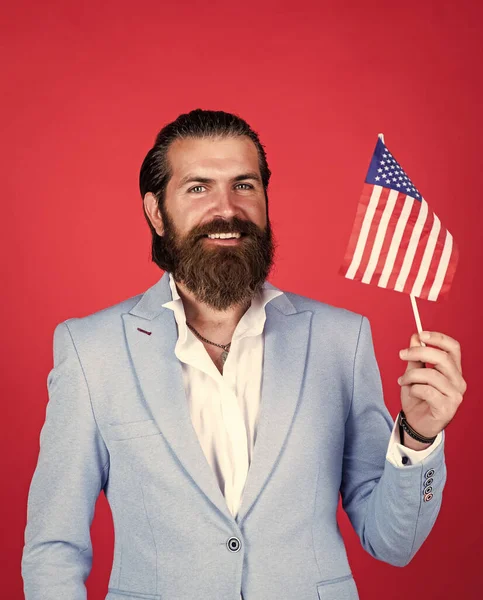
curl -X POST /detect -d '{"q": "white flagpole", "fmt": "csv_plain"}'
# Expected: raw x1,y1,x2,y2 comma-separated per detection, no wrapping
410,294,426,347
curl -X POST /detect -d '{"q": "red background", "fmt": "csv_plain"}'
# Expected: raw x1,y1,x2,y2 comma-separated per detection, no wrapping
2,1,482,598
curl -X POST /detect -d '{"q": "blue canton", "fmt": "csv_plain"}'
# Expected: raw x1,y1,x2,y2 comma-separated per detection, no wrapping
365,138,422,202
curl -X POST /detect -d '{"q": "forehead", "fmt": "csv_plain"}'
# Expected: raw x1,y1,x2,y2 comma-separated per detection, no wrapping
167,135,260,179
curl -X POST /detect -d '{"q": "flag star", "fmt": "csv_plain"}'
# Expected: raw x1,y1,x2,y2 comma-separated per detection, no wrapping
377,168,383,173
375,176,381,181
383,154,387,158
392,178,397,182
384,166,389,170
396,183,401,187
416,193,420,197
380,160,385,165
398,176,403,180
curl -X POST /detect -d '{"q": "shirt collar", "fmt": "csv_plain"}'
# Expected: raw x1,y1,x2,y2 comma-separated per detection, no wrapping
162,272,283,346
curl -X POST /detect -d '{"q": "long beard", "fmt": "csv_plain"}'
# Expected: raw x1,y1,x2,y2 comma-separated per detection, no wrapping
162,213,275,311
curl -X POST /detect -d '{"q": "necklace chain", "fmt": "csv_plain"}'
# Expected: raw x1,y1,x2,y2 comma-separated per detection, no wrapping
186,321,232,351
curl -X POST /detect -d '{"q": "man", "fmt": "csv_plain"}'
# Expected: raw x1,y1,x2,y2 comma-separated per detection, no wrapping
22,109,466,600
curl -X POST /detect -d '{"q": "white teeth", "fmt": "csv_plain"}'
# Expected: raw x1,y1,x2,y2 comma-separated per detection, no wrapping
207,232,241,239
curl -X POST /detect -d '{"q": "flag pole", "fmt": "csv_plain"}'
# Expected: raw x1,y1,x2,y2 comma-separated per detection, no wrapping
409,294,426,347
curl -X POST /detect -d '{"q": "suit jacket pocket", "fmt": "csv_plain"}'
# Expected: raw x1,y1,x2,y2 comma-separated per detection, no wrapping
316,574,358,599
108,419,161,441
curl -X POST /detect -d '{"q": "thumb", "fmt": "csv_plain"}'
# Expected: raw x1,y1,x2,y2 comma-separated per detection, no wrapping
405,332,426,373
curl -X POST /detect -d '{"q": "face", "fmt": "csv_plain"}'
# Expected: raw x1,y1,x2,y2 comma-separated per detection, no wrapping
145,135,275,310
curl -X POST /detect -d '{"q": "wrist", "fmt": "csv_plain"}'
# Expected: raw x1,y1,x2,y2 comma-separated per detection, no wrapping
401,435,433,451
398,410,437,450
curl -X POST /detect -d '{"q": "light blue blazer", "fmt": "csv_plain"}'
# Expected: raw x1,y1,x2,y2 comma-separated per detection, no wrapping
22,272,447,600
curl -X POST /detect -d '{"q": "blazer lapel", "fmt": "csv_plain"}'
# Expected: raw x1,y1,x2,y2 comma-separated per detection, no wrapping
235,298,313,525
121,272,235,523
122,272,313,527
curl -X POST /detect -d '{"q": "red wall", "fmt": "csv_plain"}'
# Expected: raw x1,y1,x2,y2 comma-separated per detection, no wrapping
2,1,481,598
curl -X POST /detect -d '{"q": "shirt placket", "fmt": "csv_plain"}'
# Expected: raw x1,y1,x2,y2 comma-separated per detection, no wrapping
218,370,249,517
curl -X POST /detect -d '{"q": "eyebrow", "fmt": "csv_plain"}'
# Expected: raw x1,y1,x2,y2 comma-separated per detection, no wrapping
177,171,262,189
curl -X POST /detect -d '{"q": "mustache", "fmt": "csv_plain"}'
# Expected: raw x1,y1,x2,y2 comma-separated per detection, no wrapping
188,217,265,241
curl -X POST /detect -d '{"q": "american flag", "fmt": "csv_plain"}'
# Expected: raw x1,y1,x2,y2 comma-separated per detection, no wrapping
339,135,458,301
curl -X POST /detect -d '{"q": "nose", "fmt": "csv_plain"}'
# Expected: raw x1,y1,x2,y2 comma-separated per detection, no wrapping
211,187,240,220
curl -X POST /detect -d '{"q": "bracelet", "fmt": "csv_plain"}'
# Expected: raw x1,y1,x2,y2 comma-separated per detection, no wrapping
398,410,438,445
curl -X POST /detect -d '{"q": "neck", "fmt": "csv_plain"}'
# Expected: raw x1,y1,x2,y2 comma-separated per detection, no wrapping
173,279,252,330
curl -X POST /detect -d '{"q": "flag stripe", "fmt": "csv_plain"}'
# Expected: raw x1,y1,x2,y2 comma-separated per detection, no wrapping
419,221,447,299
438,235,459,298
428,232,455,301
362,189,399,283
377,194,414,287
401,206,436,295
344,185,383,279
352,187,389,282
394,198,429,292
410,214,441,297
339,183,376,275
384,198,422,291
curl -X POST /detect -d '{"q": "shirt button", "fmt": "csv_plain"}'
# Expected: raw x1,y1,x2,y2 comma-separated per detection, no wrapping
226,536,242,552
402,456,409,465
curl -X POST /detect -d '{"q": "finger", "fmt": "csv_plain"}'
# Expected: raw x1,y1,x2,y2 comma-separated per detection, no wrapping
406,383,447,412
405,333,425,371
399,367,459,398
400,345,463,390
419,331,462,374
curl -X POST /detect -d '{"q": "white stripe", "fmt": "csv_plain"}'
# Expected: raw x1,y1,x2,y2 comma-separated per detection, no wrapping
428,231,454,301
411,214,441,297
345,186,383,279
394,198,428,292
378,195,414,288
362,189,399,283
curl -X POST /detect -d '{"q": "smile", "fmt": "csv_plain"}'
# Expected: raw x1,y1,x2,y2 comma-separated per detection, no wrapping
201,232,247,245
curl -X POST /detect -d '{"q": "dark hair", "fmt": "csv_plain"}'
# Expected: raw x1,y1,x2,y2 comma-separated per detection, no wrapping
139,108,272,270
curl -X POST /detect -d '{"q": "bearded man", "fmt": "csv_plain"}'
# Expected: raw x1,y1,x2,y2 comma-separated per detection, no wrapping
22,109,466,600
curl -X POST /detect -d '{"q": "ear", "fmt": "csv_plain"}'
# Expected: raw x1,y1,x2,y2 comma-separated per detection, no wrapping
143,192,165,236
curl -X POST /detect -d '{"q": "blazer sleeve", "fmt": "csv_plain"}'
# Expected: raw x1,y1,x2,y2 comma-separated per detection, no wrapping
21,321,110,600
340,315,447,567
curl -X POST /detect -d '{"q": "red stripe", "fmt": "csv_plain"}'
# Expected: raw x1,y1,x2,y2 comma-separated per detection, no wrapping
370,192,407,284
436,238,459,299
401,207,435,294
385,197,419,290
352,187,391,281
419,223,447,299
339,183,375,276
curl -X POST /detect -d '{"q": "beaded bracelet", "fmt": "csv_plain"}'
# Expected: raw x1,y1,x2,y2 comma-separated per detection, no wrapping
398,410,438,445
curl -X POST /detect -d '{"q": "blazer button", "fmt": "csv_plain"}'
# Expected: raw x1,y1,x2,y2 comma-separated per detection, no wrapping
423,485,433,495
227,536,242,552
424,477,434,487
424,492,433,502
425,469,435,479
